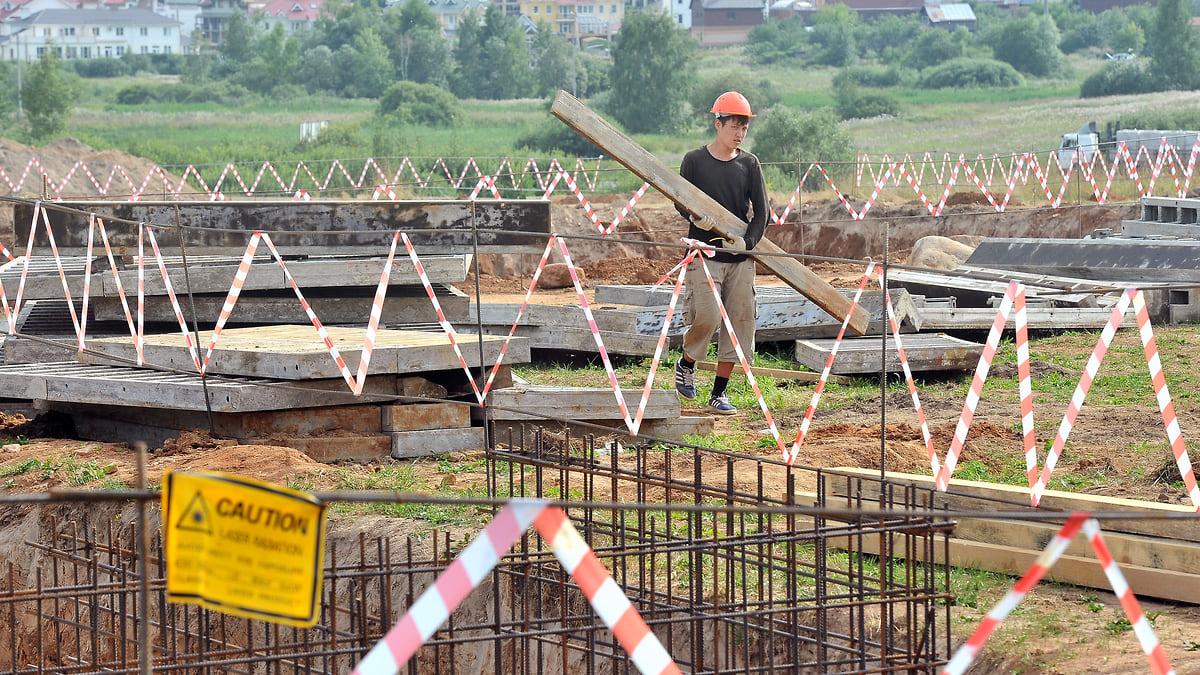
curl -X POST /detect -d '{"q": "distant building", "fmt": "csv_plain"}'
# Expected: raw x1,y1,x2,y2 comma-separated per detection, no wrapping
923,2,974,30
691,0,765,47
3,7,182,60
198,0,245,45
254,0,326,36
518,0,621,43
428,0,488,37
828,0,923,20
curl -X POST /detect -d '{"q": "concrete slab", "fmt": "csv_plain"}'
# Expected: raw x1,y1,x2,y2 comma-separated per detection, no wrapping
0,255,472,301
244,435,393,463
794,333,985,375
18,200,552,255
81,325,531,380
479,384,680,422
383,402,472,432
965,237,1200,283
0,362,389,411
87,285,470,325
391,426,486,458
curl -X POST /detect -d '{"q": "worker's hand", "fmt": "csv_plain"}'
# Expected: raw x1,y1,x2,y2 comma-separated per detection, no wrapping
692,215,718,231
723,234,747,251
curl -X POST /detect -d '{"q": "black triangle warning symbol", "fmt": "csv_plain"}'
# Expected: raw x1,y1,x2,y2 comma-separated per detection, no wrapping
176,491,213,534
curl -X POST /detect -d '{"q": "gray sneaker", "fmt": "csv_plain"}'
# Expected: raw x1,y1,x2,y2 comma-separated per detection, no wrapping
707,395,736,415
675,358,696,401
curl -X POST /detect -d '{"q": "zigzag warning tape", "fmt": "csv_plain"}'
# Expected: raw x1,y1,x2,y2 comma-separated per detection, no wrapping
942,513,1176,675
935,281,1020,490
403,232,486,404
785,263,874,465
1031,289,1200,510
142,225,202,372
351,500,681,675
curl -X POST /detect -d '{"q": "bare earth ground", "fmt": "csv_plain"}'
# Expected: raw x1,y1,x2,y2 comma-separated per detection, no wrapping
0,141,1198,673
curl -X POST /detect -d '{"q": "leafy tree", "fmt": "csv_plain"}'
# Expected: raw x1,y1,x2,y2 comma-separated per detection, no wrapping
349,28,395,98
744,16,806,64
1111,21,1146,55
390,0,449,85
22,47,77,140
219,11,260,65
1149,0,1198,89
751,106,855,190
987,13,1066,78
531,24,577,97
298,45,339,93
608,10,697,134
866,14,921,60
809,4,858,67
907,27,966,71
833,84,900,121
236,23,300,94
451,5,534,99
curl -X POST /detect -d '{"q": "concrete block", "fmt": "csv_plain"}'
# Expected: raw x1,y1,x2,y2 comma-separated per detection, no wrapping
243,435,392,464
382,402,471,432
391,427,486,458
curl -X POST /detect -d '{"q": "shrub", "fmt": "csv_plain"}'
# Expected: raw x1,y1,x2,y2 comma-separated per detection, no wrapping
377,81,462,128
71,58,130,78
516,118,604,157
752,106,855,190
832,65,913,89
836,90,901,120
1079,61,1157,97
915,58,1024,89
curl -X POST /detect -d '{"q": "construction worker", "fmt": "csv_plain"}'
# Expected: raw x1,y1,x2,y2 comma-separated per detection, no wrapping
673,91,770,415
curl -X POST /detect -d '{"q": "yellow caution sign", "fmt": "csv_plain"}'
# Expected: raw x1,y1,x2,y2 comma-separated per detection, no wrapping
162,470,327,627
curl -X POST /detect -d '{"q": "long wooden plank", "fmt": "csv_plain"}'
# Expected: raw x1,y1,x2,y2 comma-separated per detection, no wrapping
550,90,871,335
480,384,680,421
848,533,1200,604
826,467,1200,542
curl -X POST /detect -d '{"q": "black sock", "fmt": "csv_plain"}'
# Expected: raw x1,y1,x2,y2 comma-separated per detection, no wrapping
711,376,729,399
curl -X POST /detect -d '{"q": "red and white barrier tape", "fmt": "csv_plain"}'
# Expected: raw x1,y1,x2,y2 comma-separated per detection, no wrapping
351,500,681,675
935,281,1020,490
942,513,1176,675
403,232,486,404
785,263,874,464
142,225,202,371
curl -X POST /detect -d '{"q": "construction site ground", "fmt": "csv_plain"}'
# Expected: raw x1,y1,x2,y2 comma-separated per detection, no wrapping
1,140,1199,673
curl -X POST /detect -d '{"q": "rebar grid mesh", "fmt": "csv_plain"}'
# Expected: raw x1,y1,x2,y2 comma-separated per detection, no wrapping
0,425,953,674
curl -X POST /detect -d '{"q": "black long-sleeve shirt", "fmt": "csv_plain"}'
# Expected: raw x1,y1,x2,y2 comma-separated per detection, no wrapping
675,145,769,264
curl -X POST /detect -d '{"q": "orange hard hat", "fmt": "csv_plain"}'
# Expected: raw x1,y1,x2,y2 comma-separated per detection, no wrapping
710,91,755,118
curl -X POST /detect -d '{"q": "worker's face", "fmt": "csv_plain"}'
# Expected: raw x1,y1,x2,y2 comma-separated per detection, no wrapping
715,117,749,149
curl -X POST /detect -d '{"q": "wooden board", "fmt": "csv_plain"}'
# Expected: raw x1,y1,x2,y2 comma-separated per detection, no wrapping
848,532,1200,604
549,90,870,335
825,467,1200,542
15,200,552,256
794,333,984,374
82,325,530,380
477,324,658,357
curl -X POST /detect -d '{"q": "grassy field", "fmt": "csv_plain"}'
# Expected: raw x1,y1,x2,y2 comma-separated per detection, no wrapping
57,48,1200,184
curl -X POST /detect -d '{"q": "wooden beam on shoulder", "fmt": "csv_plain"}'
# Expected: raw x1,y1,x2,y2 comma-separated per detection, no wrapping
550,90,872,335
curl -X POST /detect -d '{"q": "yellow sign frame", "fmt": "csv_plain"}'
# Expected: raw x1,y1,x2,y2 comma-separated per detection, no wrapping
162,470,327,627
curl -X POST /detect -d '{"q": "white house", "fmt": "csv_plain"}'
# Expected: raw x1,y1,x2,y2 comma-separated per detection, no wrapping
4,8,183,60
